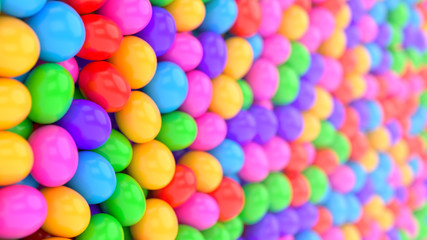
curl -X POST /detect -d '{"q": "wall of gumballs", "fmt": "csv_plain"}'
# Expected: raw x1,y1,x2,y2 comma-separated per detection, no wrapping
1,0,427,239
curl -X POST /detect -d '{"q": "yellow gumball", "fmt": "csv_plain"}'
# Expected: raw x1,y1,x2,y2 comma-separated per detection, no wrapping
341,224,361,240
115,91,161,143
335,5,351,30
41,186,91,238
0,131,33,186
377,209,394,231
297,112,321,142
359,149,379,173
109,36,157,89
223,37,253,79
368,127,391,151
352,45,371,74
128,140,175,190
278,5,309,40
209,74,243,119
364,195,384,219
165,0,205,32
308,87,333,120
388,139,409,164
346,74,366,100
0,16,40,78
318,29,347,59
0,78,32,130
401,164,413,187
179,151,223,193
131,199,178,240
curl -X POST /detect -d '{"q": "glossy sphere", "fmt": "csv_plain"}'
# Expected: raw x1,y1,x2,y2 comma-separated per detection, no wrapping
7,118,33,139
160,33,203,72
209,178,245,221
100,173,146,227
29,125,78,187
26,1,85,62
0,16,39,77
240,183,269,224
224,37,254,79
76,213,123,240
263,172,292,212
0,132,33,186
263,136,291,171
230,0,262,37
176,225,204,240
131,199,178,240
165,0,206,32
179,70,213,118
196,32,227,78
78,61,130,112
77,14,122,60
259,0,283,37
41,186,90,238
58,57,79,83
151,165,197,208
246,59,280,101
190,112,227,151
62,0,106,14
198,0,238,34
238,142,269,182
115,91,161,143
208,139,245,175
109,36,157,89
279,5,309,40
0,185,47,239
156,111,198,151
209,75,243,119
97,0,152,35
1,0,46,18
180,151,223,193
0,79,31,130
288,172,311,207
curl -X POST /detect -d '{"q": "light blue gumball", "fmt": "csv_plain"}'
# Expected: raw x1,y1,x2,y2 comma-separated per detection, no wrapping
348,162,367,193
376,152,393,177
247,34,264,60
409,106,427,136
295,230,321,240
377,184,394,203
366,100,383,131
1,0,46,18
344,194,362,223
408,8,422,27
142,61,188,114
208,139,245,175
16,175,39,188
408,156,421,175
323,191,347,226
369,1,387,24
198,0,238,34
226,173,242,185
385,0,400,10
366,43,382,70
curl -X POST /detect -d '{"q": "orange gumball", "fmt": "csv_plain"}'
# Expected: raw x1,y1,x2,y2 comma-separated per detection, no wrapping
230,0,262,37
209,74,243,119
309,87,333,120
287,172,311,207
0,78,32,130
313,149,340,174
165,0,206,32
352,45,371,74
358,149,379,173
278,5,309,40
335,4,351,29
388,139,409,164
286,142,309,172
350,131,369,160
346,74,366,100
223,37,253,79
318,29,347,59
297,112,321,142
341,224,361,240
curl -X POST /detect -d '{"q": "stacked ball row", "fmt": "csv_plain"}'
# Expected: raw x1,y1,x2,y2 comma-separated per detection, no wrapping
1,0,427,239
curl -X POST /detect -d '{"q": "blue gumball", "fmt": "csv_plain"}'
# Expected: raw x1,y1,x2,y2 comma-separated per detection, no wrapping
246,34,264,60
344,194,362,223
369,1,387,24
66,151,117,204
366,43,382,70
323,191,347,226
347,162,366,193
198,0,238,34
1,0,46,18
142,61,188,114
26,1,85,62
208,139,245,175
16,175,39,188
295,230,321,240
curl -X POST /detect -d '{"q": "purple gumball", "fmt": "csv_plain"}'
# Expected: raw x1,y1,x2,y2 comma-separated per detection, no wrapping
345,25,360,48
196,32,227,78
274,106,304,141
226,110,257,145
274,208,299,236
249,105,278,144
295,203,319,230
291,81,316,111
244,213,280,240
327,98,345,129
301,53,324,85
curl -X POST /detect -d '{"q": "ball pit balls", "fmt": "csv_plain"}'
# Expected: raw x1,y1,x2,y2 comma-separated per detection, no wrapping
3,0,427,239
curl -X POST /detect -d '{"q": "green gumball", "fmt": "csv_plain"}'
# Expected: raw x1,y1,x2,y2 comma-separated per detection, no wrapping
312,121,336,148
76,213,124,240
272,65,300,105
7,118,33,139
262,172,292,212
286,41,311,76
330,132,351,164
201,223,230,240
176,225,205,240
150,0,174,7
303,166,329,203
237,80,254,110
239,183,269,224
223,217,244,240
156,111,197,151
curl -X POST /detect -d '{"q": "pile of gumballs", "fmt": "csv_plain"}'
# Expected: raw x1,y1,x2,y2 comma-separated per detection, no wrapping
2,0,427,239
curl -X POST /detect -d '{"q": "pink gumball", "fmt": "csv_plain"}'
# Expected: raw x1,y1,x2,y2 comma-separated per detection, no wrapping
262,136,290,171
180,70,213,118
29,125,78,187
317,57,343,91
328,165,355,193
363,74,379,99
364,222,381,240
259,0,282,37
98,0,152,35
57,57,79,83
299,25,322,53
388,162,402,188
160,33,203,72
361,0,376,11
253,99,273,110
260,34,291,65
322,227,344,240
357,15,378,43
279,236,294,240
238,142,269,182
408,75,424,96
174,192,219,230
277,0,295,10
189,112,227,151
0,185,47,239
309,8,336,41
246,58,279,101
304,143,316,165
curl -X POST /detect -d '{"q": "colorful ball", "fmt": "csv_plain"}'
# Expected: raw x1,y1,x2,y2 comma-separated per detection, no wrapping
165,0,206,32
196,32,227,78
0,79,31,130
76,214,124,240
209,74,243,119
209,178,245,221
278,5,309,40
238,142,269,182
159,33,203,71
246,58,280,101
190,112,227,151
224,37,254,79
261,34,291,65
230,0,262,37
156,111,198,151
208,139,245,175
198,0,238,34
240,183,269,224
179,70,212,118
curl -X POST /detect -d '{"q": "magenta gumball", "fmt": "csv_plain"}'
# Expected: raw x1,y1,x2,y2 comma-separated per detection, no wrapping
277,0,295,10
260,34,291,65
259,0,282,37
246,58,279,101
304,143,316,165
174,192,220,230
309,8,336,41
329,165,356,193
254,99,274,110
0,185,47,239
179,70,213,118
299,25,322,53
363,74,379,99
189,112,227,151
317,57,343,92
357,15,378,43
160,33,203,72
238,142,269,183
322,227,344,240
262,136,290,171
57,57,79,83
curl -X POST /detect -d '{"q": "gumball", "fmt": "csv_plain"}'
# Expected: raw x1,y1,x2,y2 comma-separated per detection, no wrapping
174,192,220,230
156,111,197,151
339,107,360,138
26,64,74,124
208,139,245,175
324,191,347,225
261,34,291,65
244,213,279,240
295,230,321,240
209,178,244,221
288,172,311,207
109,36,157,89
303,166,329,203
246,58,280,101
57,57,78,83
246,34,264,60
330,132,351,164
258,0,282,36
312,121,336,148
115,91,161,143
275,208,299,236
278,5,309,40
76,214,123,240
335,4,351,29
329,165,356,193
275,105,304,141
249,105,278,143
313,149,339,174
196,32,227,78
295,203,319,230
317,57,343,92
318,29,346,59
1,0,46,17
327,98,345,129
176,225,204,240
100,173,146,226
223,217,244,240
263,172,292,212
160,33,203,71
128,140,175,190
131,199,178,240
151,165,196,208
0,16,39,77
190,112,227,151
322,227,344,240
198,0,238,34
179,151,222,193
230,0,262,37
165,0,205,32
313,207,333,234
388,2,409,28
226,110,256,145
352,45,371,74
349,131,369,160
286,42,311,76
297,112,321,142
342,225,361,240
136,7,176,57
29,125,78,187
309,8,336,40
273,65,300,105
347,74,367,100
202,223,231,240
26,1,84,62
238,142,269,182
309,87,333,120
41,186,90,238
78,61,130,112
263,136,290,171
239,183,269,225
368,126,391,151
0,79,31,130
209,74,243,119
224,37,253,79
299,25,322,52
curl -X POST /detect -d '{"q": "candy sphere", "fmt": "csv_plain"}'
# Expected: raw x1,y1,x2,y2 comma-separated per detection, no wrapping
273,65,300,105
210,178,245,221
309,8,336,40
76,213,123,240
196,32,227,78
176,225,204,240
275,105,304,141
263,136,290,171
57,57,79,83
159,33,203,71
224,37,253,79
230,0,262,37
198,0,238,34
6,118,33,139
240,183,269,224
278,5,309,40
288,172,310,207
259,0,282,37
309,87,333,120
303,166,329,203
179,70,213,118
41,186,90,238
156,111,197,151
202,223,231,240
62,0,106,14
209,74,243,119
1,0,46,17
263,172,292,212
190,112,227,151
165,0,206,32
244,213,279,240
29,125,78,187
238,142,269,182
0,79,31,130
246,58,280,101
208,139,245,175
0,16,39,77
275,208,300,236
298,112,321,142
318,29,346,59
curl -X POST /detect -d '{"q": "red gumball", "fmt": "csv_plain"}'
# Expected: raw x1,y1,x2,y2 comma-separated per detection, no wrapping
285,142,309,172
313,149,339,174
312,207,333,234
350,131,369,160
151,165,197,208
77,14,122,60
209,177,245,222
230,0,262,37
287,171,310,207
62,0,107,14
78,61,130,112
339,107,360,138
